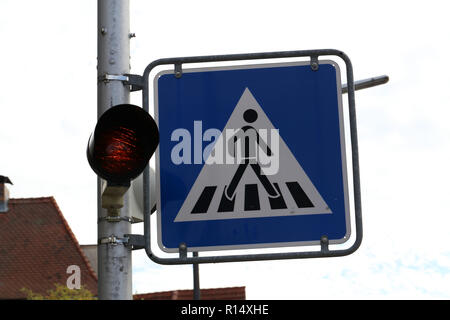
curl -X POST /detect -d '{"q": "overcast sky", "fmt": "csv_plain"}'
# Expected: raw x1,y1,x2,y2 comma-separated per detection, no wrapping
1,0,449,299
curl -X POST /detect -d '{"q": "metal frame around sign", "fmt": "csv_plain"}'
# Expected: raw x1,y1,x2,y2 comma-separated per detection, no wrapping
140,49,362,265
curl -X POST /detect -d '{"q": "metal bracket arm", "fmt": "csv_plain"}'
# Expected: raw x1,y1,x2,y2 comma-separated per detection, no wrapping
98,234,145,250
125,234,145,250
98,235,129,246
124,74,145,92
98,73,144,92
98,74,129,83
98,216,134,223
342,75,389,94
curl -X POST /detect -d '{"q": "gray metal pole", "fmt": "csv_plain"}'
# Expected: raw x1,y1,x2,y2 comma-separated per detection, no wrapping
97,0,132,300
342,75,389,94
193,252,201,300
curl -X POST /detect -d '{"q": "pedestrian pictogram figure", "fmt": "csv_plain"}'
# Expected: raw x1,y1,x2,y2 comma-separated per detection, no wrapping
224,108,281,201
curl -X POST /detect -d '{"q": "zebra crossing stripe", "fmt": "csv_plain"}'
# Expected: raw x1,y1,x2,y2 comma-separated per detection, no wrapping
190,182,314,214
244,184,260,211
286,181,314,208
268,183,287,210
191,186,217,214
218,185,235,212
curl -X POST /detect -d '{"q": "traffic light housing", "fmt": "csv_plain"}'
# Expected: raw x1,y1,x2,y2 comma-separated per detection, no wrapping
87,104,159,184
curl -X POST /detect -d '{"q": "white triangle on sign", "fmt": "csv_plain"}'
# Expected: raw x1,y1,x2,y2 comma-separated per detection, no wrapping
174,88,332,222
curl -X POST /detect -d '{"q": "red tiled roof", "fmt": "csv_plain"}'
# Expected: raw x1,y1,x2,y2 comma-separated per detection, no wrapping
0,197,98,299
133,286,246,300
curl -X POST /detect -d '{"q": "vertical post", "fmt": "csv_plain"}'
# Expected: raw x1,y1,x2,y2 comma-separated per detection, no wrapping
193,252,201,300
97,0,132,300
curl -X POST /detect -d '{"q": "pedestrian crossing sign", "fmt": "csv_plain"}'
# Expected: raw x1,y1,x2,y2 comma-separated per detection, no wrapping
154,61,350,252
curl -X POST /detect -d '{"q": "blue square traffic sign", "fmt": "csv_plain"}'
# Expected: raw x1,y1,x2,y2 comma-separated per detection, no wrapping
155,61,350,252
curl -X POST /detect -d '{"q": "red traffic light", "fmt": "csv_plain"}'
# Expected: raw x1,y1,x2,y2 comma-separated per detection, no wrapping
87,104,159,183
